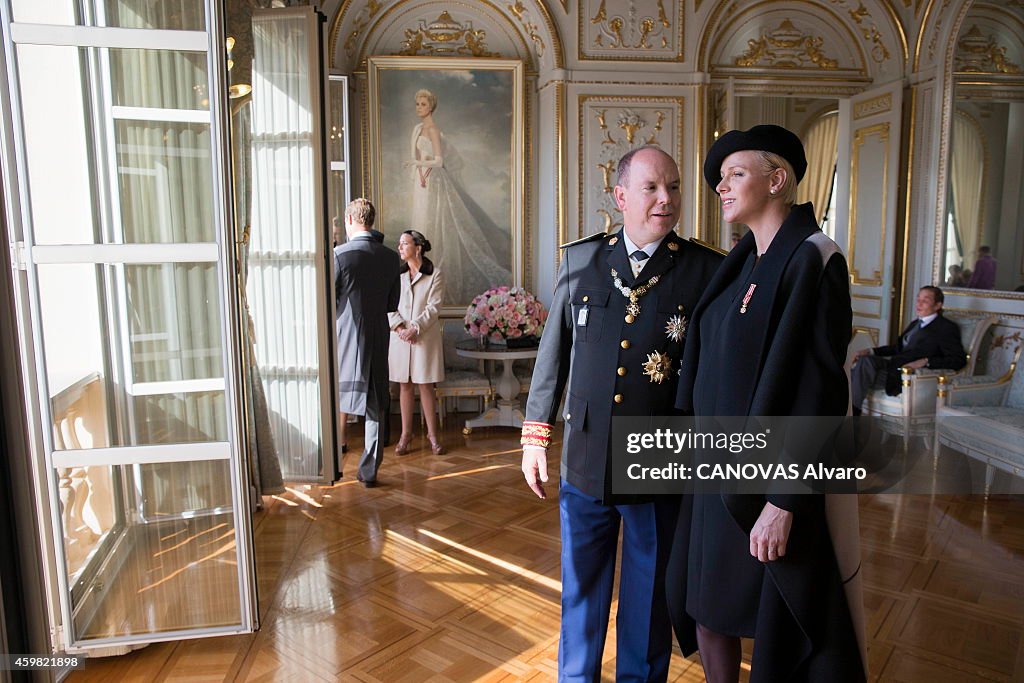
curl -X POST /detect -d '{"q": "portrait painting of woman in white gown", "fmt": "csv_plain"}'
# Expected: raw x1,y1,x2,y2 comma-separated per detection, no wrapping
403,88,512,304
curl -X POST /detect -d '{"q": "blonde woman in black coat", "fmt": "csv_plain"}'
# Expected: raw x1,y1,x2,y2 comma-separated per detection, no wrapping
668,125,865,682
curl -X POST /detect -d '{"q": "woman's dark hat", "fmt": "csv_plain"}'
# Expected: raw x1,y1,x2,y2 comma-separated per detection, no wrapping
703,124,807,190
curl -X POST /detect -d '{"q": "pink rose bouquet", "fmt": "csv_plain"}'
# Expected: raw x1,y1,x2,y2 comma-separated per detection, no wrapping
464,286,548,344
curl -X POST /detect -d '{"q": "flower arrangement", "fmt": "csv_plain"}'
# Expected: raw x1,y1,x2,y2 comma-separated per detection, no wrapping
464,286,548,344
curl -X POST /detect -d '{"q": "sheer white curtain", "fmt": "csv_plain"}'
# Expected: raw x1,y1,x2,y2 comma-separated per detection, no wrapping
949,111,985,265
796,111,839,224
248,11,323,480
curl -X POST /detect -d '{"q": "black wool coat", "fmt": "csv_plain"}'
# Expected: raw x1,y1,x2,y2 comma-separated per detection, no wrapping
670,203,865,682
525,230,723,503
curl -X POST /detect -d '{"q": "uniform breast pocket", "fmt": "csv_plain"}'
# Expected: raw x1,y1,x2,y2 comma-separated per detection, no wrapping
571,287,611,343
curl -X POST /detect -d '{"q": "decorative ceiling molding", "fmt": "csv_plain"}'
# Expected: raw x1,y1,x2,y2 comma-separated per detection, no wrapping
329,0,563,71
733,19,839,70
396,11,498,56
955,24,1022,74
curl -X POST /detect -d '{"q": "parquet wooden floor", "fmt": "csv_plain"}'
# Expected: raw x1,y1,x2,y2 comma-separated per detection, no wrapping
67,423,1024,682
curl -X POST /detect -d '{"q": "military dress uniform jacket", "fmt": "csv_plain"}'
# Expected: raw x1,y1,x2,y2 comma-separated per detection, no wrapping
525,230,723,503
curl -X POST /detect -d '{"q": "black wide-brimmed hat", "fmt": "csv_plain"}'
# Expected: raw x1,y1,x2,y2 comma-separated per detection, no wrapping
703,124,807,190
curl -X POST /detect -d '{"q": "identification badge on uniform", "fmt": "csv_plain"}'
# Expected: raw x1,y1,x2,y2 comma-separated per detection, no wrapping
577,306,589,326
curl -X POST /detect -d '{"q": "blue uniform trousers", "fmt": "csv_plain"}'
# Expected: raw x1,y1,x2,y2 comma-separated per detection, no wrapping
558,480,676,683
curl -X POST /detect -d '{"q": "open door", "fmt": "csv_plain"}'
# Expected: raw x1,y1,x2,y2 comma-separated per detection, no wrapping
1,0,257,651
836,80,904,346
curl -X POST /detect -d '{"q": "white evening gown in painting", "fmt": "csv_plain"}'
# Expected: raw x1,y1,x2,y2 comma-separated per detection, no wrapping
410,123,512,304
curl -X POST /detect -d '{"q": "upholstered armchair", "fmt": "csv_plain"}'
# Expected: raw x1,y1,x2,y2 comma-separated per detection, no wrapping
860,314,997,435
935,327,1024,494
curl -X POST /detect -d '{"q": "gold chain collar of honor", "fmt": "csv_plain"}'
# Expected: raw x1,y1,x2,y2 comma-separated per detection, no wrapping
610,268,661,323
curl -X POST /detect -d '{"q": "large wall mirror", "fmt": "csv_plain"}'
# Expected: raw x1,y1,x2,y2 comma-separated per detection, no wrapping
941,2,1024,293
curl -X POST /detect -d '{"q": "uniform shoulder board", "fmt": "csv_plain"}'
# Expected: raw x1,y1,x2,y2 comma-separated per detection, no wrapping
560,232,610,249
687,237,728,256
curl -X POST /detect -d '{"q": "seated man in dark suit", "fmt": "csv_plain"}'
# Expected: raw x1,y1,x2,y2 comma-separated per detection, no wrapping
851,285,966,414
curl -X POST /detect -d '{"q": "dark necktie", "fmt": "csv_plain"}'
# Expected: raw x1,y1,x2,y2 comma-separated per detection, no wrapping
630,250,650,277
904,321,923,346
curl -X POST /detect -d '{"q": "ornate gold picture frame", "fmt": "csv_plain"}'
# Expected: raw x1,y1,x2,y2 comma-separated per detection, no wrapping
366,56,525,312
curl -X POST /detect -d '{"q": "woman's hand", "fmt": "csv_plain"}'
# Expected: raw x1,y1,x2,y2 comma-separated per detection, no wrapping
749,501,793,562
399,326,419,343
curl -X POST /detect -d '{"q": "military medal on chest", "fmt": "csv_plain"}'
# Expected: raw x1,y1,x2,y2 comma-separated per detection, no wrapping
740,283,757,314
611,268,661,323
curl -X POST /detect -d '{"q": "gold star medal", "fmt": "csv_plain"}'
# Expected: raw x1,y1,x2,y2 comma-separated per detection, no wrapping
643,351,672,384
665,314,687,343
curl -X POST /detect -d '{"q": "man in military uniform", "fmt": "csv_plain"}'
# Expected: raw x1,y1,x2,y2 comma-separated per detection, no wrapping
521,146,723,682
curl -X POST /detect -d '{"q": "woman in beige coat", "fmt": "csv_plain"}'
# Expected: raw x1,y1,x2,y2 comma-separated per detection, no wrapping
389,230,446,455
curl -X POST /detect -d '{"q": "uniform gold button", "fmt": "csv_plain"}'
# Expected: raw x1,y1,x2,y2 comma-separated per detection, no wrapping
625,314,635,324
678,305,684,311
621,340,630,349
617,367,627,376
614,394,624,404
582,295,589,302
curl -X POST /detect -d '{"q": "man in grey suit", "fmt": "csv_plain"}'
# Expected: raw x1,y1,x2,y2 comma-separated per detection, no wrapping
334,198,401,487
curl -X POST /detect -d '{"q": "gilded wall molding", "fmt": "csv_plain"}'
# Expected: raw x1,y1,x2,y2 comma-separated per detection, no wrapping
579,0,684,62
576,95,685,240
849,122,891,286
733,19,839,70
955,25,1022,74
852,325,880,346
854,92,893,119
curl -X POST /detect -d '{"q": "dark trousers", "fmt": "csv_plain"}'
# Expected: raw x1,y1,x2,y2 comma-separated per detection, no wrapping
850,355,890,412
356,374,389,483
558,480,675,683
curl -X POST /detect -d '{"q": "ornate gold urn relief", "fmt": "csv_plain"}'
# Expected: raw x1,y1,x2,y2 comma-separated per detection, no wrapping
956,25,1022,74
734,19,839,70
396,11,498,57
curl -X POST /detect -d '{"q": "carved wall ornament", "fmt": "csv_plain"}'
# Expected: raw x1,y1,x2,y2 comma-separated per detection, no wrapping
955,25,1022,74
597,160,616,193
583,0,680,60
507,0,547,58
343,0,387,57
593,0,671,48
395,12,499,57
854,92,893,119
580,97,682,237
828,0,891,62
734,19,839,70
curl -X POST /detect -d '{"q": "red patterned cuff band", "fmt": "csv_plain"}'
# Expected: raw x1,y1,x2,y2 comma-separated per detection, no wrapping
521,420,552,449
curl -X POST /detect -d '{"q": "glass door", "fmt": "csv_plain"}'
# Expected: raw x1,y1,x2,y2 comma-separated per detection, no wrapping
0,0,257,650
